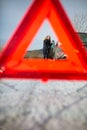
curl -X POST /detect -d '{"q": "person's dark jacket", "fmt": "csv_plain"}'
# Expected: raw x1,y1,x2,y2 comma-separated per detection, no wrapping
43,39,51,58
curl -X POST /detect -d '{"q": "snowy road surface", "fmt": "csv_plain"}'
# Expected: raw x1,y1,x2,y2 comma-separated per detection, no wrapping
0,79,87,130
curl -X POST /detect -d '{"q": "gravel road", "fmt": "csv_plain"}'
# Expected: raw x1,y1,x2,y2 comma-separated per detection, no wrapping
0,79,87,130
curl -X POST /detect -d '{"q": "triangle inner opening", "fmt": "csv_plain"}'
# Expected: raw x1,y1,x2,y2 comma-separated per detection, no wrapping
24,19,67,60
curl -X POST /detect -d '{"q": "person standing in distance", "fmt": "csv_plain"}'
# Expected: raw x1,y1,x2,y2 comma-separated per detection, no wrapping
43,35,52,59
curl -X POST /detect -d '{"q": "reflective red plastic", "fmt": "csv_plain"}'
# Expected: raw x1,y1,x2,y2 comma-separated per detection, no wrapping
0,0,87,80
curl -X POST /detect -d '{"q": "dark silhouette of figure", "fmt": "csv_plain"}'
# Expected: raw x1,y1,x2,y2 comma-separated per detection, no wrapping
49,40,55,59
43,35,52,59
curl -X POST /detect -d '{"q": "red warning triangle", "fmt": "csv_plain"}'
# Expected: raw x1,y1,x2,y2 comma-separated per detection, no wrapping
0,0,87,80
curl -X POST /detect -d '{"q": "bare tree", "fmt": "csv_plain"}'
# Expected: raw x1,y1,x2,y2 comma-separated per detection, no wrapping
0,43,5,52
72,13,87,33
0,43,3,51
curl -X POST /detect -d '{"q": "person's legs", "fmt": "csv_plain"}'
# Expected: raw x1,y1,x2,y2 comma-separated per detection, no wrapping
48,48,51,59
44,54,47,59
43,52,48,59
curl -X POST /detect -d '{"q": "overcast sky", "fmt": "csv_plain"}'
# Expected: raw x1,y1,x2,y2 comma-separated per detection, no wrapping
0,0,87,50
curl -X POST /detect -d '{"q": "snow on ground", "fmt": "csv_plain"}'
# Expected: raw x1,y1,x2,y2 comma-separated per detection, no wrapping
0,79,87,130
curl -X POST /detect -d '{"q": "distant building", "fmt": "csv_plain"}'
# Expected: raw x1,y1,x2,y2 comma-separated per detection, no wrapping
78,32,87,52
